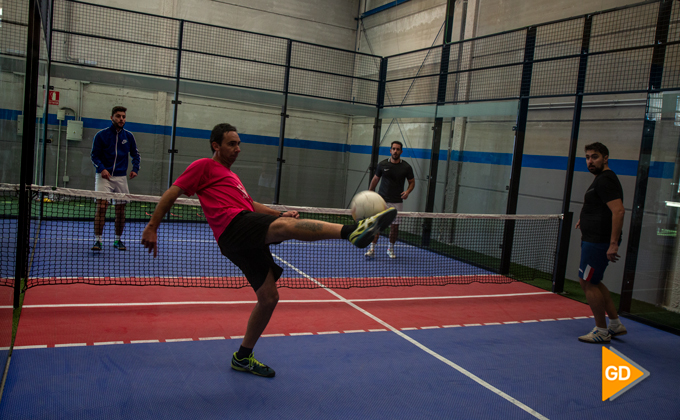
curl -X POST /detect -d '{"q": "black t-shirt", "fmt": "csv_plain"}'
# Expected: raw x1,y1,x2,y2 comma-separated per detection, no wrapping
579,170,624,244
375,159,414,203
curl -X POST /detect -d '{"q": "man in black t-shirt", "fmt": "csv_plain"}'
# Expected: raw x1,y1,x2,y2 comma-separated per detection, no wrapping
576,142,627,344
365,141,415,259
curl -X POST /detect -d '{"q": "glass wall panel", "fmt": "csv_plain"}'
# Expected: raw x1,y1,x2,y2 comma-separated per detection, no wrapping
516,98,573,215
173,86,284,204
345,113,376,209
438,100,518,215
630,91,680,330
279,102,352,208
371,108,435,214
45,70,174,196
0,0,28,185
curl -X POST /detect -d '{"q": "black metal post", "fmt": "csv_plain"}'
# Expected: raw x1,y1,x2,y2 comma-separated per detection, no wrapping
15,0,43,308
500,26,536,275
620,0,673,313
274,40,292,205
40,80,52,188
368,58,388,185
167,20,184,191
551,15,592,293
422,0,455,246
39,0,53,189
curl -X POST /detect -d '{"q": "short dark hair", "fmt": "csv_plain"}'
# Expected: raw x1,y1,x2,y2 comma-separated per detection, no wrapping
584,142,609,158
210,123,238,153
390,141,403,150
111,106,127,116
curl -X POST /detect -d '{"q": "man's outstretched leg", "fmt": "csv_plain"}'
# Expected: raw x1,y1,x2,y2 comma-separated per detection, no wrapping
231,269,279,378
265,207,396,247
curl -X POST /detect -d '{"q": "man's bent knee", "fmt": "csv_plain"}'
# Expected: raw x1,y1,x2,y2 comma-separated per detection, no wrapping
257,289,279,309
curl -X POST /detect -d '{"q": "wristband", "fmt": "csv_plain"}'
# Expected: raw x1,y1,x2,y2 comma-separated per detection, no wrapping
279,212,284,217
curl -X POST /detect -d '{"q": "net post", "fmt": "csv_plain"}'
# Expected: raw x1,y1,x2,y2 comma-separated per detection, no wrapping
274,39,292,205
167,20,184,195
15,0,43,308
551,212,572,293
368,58,388,184
552,16,591,293
424,0,455,244
501,26,536,275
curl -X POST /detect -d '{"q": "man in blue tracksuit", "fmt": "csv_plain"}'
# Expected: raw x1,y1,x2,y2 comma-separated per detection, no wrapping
90,106,141,251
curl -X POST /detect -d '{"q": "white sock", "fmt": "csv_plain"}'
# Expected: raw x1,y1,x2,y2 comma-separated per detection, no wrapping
596,327,608,334
95,235,102,242
609,318,621,327
369,243,375,251
388,244,394,251
115,235,121,241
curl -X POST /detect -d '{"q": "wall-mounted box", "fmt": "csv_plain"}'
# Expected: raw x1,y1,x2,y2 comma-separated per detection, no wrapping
66,120,83,141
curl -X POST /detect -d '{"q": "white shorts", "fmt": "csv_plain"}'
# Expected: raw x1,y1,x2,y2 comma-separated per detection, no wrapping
95,174,129,204
385,202,403,225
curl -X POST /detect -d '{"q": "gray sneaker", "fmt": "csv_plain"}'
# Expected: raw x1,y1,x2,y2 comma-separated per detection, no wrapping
578,327,611,343
608,323,627,337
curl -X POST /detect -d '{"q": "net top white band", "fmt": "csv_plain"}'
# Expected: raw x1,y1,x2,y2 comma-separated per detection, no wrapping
1,184,563,220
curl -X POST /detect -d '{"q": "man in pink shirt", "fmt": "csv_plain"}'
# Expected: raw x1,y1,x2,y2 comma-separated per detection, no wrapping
141,123,396,378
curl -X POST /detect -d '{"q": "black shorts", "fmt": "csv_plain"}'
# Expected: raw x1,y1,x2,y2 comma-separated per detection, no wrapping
218,211,283,292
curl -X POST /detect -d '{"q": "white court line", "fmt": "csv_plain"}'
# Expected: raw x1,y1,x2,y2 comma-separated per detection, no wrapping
54,343,87,348
272,253,549,420
9,291,553,309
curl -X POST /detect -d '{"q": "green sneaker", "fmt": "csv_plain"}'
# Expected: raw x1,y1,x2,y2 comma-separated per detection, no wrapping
91,241,102,251
349,207,397,249
231,352,275,378
113,240,126,251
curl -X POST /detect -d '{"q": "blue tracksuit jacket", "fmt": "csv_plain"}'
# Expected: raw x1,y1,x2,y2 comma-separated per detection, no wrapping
90,125,141,176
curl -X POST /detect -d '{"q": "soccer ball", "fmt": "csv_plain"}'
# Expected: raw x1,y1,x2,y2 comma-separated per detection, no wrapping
350,191,387,221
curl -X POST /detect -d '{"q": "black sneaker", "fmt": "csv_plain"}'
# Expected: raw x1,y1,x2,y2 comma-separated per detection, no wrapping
231,352,275,377
113,240,126,251
91,241,102,251
349,207,397,248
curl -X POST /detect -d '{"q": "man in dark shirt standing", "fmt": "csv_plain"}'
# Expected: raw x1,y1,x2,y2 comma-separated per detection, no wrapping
365,141,415,259
576,142,627,343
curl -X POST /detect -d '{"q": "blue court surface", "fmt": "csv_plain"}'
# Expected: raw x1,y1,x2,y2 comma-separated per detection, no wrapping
1,317,678,419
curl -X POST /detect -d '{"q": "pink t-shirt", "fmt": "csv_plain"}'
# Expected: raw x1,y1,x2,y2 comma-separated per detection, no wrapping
173,158,254,241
